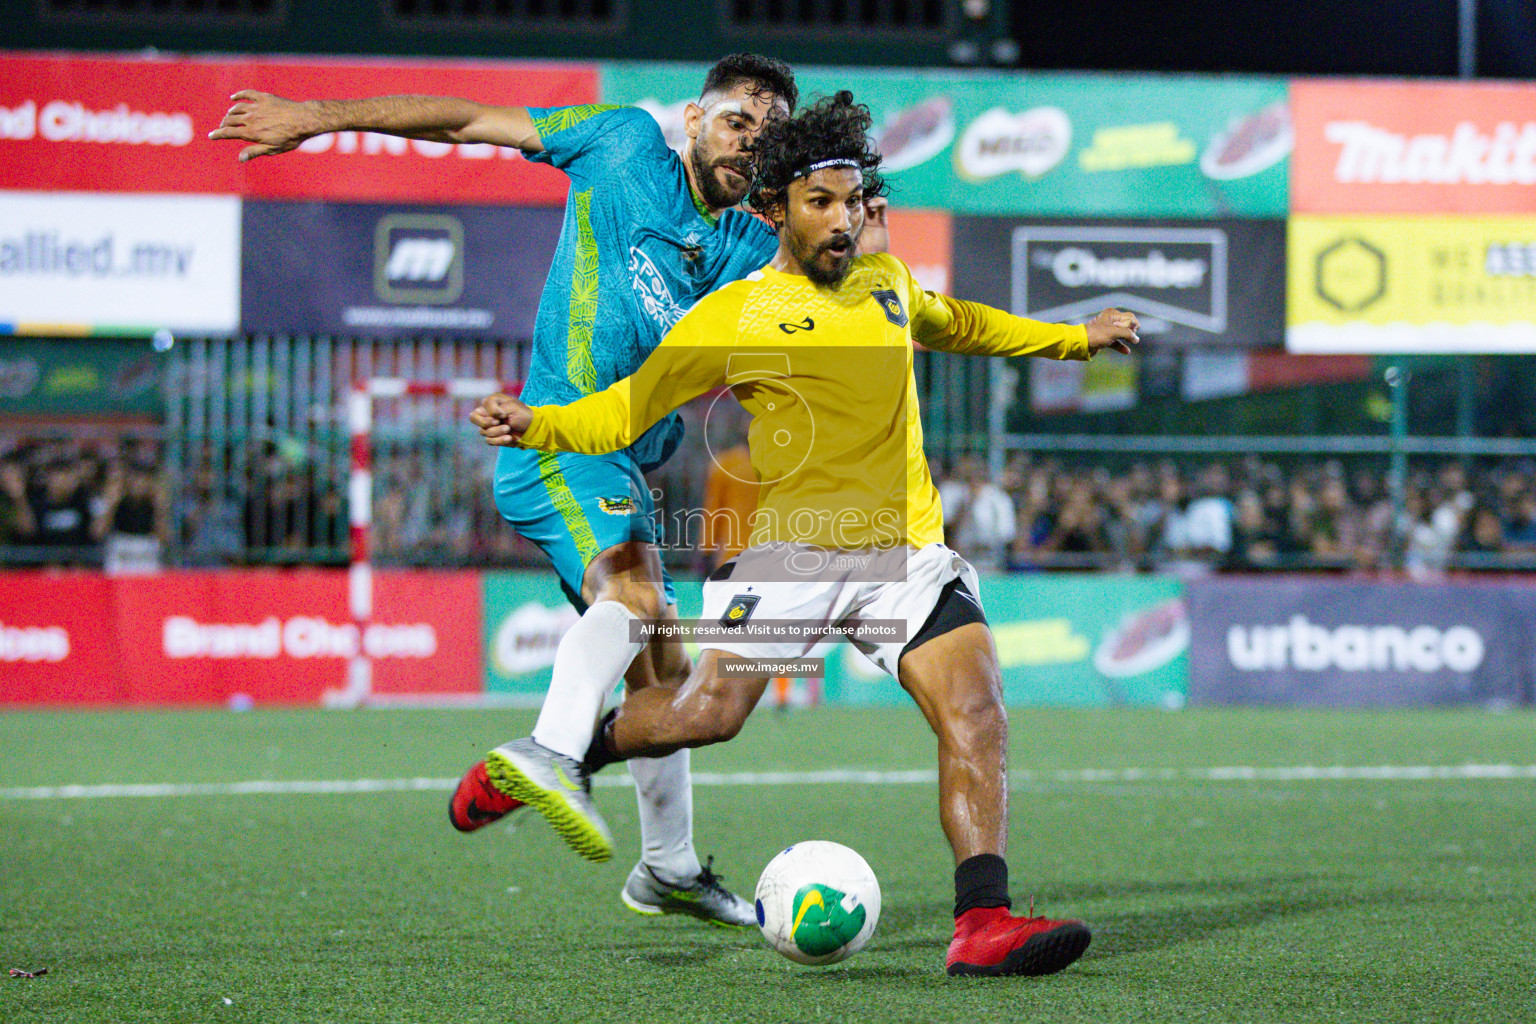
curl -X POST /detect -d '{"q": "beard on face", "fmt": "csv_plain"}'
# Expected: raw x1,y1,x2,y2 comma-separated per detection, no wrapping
792,228,859,287
689,139,752,210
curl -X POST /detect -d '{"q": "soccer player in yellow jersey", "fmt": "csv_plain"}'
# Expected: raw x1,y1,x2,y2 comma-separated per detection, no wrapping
475,92,1139,977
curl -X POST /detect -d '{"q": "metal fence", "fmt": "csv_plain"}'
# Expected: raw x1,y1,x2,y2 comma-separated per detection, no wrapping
163,335,533,568
0,338,987,570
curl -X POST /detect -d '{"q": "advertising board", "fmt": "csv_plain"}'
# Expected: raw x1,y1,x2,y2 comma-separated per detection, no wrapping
1188,578,1529,706
0,191,240,336
0,52,595,204
0,339,166,416
1288,214,1536,353
0,571,481,705
481,571,1189,708
241,202,563,338
1291,78,1536,215
602,64,1289,218
954,216,1287,349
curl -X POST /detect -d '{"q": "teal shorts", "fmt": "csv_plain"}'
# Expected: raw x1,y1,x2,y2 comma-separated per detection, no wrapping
493,446,675,612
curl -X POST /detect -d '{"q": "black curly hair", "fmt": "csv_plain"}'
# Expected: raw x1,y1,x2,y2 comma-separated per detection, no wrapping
746,90,887,218
702,53,798,114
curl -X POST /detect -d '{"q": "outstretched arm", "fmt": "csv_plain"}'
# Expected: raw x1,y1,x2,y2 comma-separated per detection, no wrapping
470,385,648,456
473,328,731,455
917,297,1139,360
209,90,543,162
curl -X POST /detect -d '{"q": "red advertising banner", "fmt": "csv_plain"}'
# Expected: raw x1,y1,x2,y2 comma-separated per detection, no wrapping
0,570,481,705
0,52,596,203
886,208,953,295
1291,78,1536,214
1246,353,1372,392
0,573,121,703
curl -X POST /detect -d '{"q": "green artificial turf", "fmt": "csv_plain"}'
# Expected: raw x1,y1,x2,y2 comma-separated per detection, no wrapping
2,707,1534,1024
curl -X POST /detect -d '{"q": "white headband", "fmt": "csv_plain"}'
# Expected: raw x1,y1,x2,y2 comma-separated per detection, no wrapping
792,158,861,180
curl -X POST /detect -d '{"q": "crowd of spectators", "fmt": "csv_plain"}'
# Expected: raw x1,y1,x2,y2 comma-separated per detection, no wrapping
935,453,1536,577
168,434,533,567
9,428,1536,577
368,442,539,567
0,435,169,571
0,431,539,570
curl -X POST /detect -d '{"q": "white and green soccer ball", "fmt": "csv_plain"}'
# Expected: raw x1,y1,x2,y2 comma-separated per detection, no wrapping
754,841,881,966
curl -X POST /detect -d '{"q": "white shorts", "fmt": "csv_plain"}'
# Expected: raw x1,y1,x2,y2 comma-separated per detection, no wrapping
698,542,983,677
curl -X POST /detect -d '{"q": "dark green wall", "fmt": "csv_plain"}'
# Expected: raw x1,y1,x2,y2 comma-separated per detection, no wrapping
1,0,963,68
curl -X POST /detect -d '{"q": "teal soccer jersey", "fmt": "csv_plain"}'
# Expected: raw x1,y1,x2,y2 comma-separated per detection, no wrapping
497,103,777,609
522,104,779,471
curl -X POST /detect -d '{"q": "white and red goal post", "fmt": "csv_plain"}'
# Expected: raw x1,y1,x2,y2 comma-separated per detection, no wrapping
326,376,519,708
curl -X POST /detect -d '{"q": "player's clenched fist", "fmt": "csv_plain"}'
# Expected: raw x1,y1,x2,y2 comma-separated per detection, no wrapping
471,393,534,446
1085,307,1140,355
207,90,319,162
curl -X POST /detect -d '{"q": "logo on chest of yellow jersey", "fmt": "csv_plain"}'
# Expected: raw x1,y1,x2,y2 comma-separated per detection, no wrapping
871,289,908,327
778,317,815,334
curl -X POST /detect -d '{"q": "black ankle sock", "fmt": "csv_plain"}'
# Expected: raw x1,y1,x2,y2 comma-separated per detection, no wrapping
954,853,1012,918
580,709,622,773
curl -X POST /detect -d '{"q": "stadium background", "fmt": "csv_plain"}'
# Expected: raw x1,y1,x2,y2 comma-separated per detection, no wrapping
6,9,1536,1024
4,4,1536,713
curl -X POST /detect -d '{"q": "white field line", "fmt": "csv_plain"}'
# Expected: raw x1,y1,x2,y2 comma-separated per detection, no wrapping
3,764,1536,802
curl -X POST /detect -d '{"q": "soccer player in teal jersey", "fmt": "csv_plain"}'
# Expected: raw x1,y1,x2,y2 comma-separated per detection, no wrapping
211,55,862,926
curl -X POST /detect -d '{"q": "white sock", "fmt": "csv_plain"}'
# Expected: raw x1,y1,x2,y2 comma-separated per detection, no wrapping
531,600,643,761
630,748,702,883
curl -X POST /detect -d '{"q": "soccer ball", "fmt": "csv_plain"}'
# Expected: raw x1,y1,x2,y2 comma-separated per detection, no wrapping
754,841,881,966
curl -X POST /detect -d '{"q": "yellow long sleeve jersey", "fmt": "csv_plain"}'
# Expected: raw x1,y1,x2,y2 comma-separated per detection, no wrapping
519,253,1091,550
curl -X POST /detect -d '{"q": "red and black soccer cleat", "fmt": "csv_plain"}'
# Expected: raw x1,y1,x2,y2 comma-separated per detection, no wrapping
449,760,525,833
945,904,1092,977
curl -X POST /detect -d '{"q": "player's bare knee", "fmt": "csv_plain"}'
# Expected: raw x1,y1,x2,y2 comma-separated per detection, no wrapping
695,711,747,745
675,699,746,746
683,674,756,745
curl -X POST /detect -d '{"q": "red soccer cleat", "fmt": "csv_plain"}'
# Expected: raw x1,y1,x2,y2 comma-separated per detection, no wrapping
945,904,1092,977
449,760,526,833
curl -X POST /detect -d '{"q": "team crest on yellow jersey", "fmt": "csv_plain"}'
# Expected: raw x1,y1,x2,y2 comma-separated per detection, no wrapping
597,496,636,515
871,289,907,327
719,594,760,628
